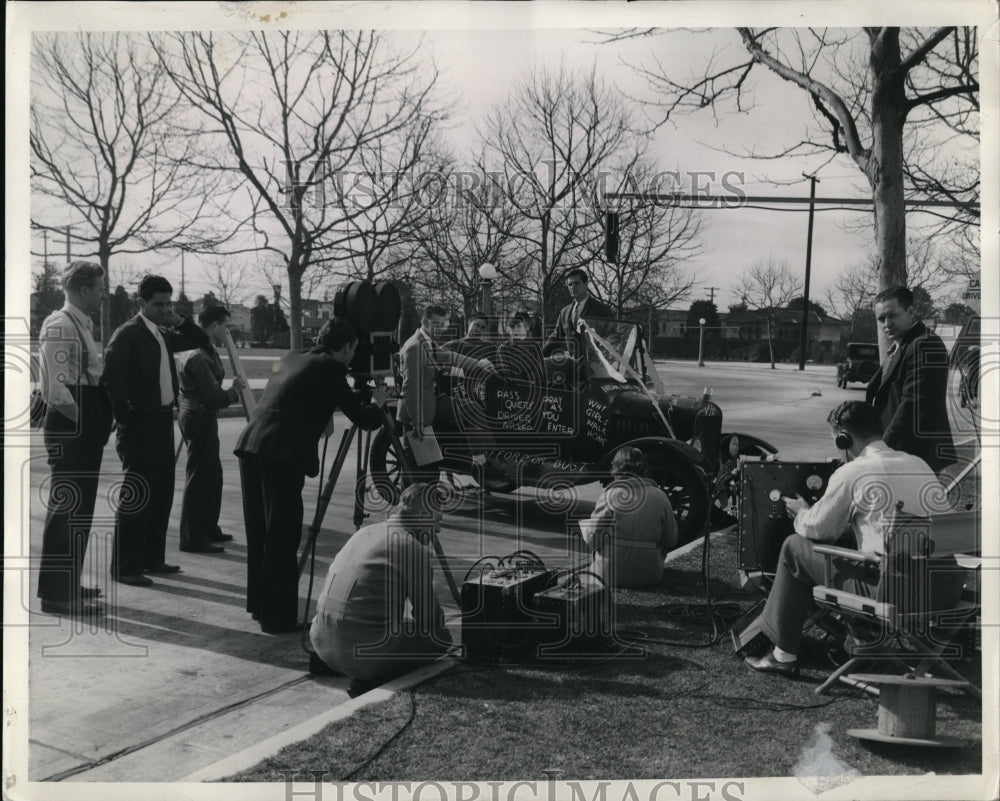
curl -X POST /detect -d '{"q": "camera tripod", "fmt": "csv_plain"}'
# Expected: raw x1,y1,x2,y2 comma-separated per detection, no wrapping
296,404,462,605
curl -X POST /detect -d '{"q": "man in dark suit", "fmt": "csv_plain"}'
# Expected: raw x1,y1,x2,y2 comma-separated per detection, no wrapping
235,318,386,634
102,275,211,587
865,286,956,474
176,305,247,554
542,268,615,356
37,261,114,617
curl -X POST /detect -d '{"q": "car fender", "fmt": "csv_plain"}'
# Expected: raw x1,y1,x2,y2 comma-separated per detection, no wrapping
594,436,708,476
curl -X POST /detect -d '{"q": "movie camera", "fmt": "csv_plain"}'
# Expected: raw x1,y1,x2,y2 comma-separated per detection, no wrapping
332,280,402,379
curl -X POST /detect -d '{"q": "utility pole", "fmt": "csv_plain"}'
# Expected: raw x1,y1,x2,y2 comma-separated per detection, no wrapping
181,249,186,297
43,229,48,269
798,172,820,371
65,226,71,262
706,286,720,304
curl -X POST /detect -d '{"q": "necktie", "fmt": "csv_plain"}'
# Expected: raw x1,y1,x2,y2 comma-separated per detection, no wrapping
880,343,899,381
572,301,581,325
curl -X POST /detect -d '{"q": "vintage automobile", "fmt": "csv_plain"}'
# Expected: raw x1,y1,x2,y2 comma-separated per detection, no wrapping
949,314,981,413
369,319,777,547
836,342,879,388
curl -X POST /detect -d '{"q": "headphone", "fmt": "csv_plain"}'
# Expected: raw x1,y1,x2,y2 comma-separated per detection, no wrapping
831,402,855,452
834,429,854,451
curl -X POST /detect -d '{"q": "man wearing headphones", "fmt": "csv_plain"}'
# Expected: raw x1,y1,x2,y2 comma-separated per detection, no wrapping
745,401,943,677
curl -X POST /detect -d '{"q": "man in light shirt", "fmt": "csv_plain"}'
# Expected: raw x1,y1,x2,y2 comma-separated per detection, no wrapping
745,401,944,677
101,275,210,587
308,482,453,696
37,261,114,618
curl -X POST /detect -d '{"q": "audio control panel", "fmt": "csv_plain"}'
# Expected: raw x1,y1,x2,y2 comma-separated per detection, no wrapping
738,460,840,575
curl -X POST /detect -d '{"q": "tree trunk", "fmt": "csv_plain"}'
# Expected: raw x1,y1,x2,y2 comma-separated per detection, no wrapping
287,261,303,350
869,30,909,359
767,316,776,368
98,243,112,352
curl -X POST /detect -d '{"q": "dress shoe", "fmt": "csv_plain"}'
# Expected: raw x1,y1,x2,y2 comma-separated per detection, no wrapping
745,651,800,677
40,598,105,618
79,585,102,599
144,563,182,574
180,543,225,554
210,531,234,543
260,621,305,635
114,573,154,587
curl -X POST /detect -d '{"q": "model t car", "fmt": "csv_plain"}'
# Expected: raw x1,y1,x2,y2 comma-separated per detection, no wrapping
836,342,879,388
368,317,777,547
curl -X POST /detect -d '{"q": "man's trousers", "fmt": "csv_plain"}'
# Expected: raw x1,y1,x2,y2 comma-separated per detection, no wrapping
178,411,224,548
37,386,112,601
760,535,879,655
111,408,175,577
238,454,305,630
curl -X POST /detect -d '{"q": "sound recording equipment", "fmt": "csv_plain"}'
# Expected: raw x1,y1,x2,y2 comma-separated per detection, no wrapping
737,459,841,582
459,555,611,664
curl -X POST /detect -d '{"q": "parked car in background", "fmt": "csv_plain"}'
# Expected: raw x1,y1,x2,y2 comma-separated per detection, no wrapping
836,342,879,388
949,315,981,413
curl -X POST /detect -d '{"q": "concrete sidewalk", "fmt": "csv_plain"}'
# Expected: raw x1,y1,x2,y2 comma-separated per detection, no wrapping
15,415,594,785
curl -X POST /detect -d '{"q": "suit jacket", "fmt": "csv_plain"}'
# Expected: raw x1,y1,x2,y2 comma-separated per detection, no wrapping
543,294,615,356
101,315,210,425
235,348,383,477
396,328,483,429
865,321,956,473
176,346,239,415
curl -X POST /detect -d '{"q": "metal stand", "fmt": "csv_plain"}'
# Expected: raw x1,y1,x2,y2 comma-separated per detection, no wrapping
295,408,462,607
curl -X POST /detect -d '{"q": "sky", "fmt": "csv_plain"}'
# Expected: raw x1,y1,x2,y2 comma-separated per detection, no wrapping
16,5,986,317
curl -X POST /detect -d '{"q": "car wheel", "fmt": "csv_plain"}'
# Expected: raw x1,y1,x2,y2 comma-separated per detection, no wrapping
645,454,711,546
369,426,406,506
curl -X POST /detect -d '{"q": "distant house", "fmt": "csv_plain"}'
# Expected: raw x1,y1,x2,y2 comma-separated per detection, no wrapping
650,309,689,337
720,308,845,345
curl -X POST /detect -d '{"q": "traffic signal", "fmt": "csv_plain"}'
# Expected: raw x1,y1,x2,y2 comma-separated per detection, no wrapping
604,212,620,264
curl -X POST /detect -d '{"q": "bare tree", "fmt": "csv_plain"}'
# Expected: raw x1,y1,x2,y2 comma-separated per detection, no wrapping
617,26,978,346
587,165,703,320
825,234,959,337
476,64,646,328
30,32,234,345
735,258,802,368
406,159,533,321
152,31,446,348
201,256,249,308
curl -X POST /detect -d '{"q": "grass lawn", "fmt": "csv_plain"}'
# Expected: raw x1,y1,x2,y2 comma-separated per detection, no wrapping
226,530,983,782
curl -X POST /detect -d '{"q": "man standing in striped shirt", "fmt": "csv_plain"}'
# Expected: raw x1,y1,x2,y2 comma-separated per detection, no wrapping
37,261,114,617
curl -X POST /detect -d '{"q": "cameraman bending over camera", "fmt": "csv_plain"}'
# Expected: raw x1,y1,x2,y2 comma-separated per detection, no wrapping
235,319,386,634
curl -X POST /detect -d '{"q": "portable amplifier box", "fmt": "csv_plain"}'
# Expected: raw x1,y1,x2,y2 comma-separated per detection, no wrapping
737,459,840,576
460,567,552,664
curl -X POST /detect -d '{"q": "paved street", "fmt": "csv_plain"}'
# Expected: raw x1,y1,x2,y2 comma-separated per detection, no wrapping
12,358,980,782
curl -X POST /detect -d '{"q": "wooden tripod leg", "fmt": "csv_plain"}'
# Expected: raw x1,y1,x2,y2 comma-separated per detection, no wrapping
297,426,357,577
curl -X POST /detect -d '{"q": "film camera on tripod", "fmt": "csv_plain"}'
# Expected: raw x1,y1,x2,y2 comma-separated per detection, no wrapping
332,280,402,380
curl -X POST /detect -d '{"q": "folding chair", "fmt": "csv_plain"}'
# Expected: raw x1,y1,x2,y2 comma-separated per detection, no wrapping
811,505,980,699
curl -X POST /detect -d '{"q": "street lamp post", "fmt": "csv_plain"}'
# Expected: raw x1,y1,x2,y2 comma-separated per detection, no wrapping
479,262,498,317
698,317,707,367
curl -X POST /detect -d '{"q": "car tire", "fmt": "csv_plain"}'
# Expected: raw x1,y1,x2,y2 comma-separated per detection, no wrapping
643,451,711,546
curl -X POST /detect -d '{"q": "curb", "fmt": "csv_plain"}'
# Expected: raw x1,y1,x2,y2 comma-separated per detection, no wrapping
180,658,456,782
179,529,730,783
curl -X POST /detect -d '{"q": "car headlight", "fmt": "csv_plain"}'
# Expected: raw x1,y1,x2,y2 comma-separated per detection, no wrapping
727,435,741,460
687,435,703,453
